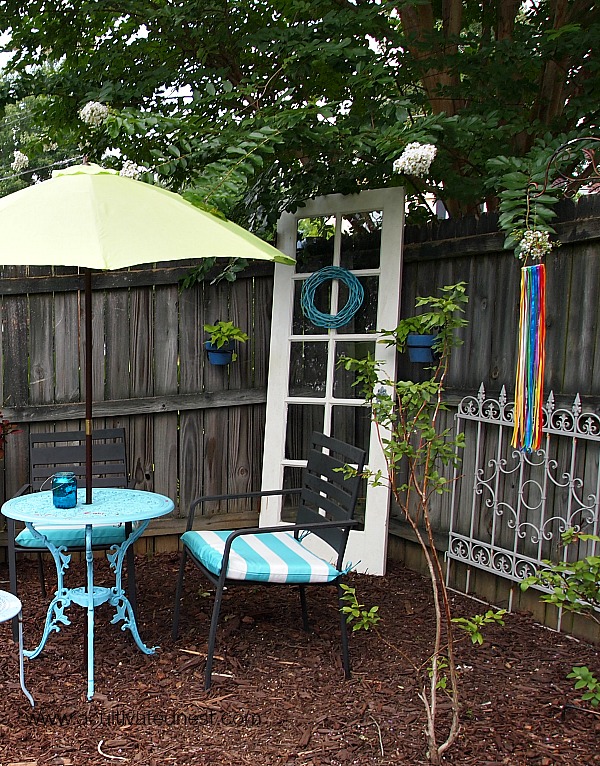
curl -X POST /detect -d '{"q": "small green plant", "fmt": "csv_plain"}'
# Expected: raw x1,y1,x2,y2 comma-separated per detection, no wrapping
429,655,449,690
340,584,380,631
204,320,249,361
521,529,600,709
204,320,249,347
452,609,507,646
521,530,600,621
567,666,600,708
342,585,506,714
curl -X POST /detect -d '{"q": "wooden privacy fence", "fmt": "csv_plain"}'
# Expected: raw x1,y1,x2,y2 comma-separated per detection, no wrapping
0,260,274,544
1,195,599,568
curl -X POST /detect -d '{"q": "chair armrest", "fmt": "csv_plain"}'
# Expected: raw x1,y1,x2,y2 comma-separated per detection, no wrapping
186,488,302,531
224,518,359,540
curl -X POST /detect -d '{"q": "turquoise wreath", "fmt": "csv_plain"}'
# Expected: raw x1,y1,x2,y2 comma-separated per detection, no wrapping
300,266,365,328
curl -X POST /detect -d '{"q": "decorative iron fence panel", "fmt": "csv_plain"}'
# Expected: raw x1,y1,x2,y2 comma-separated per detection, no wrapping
447,384,600,620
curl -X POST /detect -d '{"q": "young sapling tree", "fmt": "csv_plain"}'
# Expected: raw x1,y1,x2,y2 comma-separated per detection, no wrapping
339,283,504,763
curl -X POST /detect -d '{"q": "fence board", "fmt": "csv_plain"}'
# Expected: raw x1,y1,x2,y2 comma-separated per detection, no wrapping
489,254,520,387
203,281,232,511
29,292,54,405
153,284,179,504
54,290,80,403
88,290,106,407
4,289,29,408
129,287,154,492
105,289,130,400
226,278,253,499
564,241,600,394
178,279,205,515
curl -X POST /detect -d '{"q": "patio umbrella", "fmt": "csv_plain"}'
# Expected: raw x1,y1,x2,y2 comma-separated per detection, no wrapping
0,163,295,502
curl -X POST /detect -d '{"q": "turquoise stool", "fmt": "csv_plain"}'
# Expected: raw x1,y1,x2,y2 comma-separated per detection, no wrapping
0,590,34,705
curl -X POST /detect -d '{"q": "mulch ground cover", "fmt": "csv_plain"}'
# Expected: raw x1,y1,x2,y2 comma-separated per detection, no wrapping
0,552,599,765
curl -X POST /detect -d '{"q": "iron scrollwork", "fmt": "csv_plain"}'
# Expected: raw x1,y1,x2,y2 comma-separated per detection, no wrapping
528,136,600,199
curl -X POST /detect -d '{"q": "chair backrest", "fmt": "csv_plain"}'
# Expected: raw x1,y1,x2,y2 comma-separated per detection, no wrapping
28,428,129,491
296,432,366,567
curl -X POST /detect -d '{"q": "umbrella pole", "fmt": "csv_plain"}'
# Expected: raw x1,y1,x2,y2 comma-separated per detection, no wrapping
84,269,93,504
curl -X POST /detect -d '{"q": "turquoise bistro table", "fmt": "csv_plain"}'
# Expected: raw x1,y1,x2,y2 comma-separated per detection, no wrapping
1,488,174,699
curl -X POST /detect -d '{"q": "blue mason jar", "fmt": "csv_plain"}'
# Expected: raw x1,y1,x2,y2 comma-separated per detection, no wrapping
52,472,77,509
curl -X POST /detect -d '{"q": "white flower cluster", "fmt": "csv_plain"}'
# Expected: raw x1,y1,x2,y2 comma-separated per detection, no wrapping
78,101,109,127
119,160,148,179
516,229,553,261
393,142,437,177
11,150,29,172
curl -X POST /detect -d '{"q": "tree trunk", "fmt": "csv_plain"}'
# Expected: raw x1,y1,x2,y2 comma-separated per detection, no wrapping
496,0,520,40
399,1,465,116
529,0,599,128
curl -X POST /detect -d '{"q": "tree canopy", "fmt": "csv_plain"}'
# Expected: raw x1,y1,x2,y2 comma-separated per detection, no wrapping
0,0,598,232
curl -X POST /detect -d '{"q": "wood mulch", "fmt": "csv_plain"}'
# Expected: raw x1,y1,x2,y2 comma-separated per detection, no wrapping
0,552,599,765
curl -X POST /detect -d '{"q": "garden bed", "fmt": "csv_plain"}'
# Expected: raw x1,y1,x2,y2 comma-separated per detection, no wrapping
0,553,598,765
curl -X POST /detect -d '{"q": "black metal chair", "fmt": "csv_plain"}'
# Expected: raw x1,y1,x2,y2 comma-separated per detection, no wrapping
5,428,137,637
172,431,366,689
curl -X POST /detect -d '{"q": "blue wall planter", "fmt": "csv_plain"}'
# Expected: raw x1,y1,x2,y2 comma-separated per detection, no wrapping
205,340,234,365
407,333,437,363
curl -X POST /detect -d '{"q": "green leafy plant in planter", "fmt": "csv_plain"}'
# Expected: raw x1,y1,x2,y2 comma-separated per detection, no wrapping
397,311,444,364
385,288,464,364
338,283,506,764
204,320,249,364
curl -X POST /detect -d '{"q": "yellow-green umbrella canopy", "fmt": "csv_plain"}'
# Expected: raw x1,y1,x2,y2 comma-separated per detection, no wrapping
0,163,294,501
0,163,294,268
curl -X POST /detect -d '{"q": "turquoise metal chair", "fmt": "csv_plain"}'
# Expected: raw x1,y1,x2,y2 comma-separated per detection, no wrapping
5,428,137,638
172,431,366,689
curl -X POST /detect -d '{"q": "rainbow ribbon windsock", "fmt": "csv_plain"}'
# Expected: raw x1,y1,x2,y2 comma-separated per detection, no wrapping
512,264,546,452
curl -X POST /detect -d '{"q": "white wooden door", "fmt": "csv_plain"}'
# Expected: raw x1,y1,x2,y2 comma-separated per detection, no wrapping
261,188,405,575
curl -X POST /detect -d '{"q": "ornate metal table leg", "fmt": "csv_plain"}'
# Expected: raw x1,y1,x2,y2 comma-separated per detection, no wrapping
107,519,156,654
22,522,72,660
85,524,95,700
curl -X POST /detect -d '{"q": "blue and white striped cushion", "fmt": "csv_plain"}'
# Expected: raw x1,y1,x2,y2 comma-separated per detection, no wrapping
181,530,341,584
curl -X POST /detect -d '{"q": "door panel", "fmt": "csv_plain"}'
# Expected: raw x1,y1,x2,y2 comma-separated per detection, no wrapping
261,188,405,575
